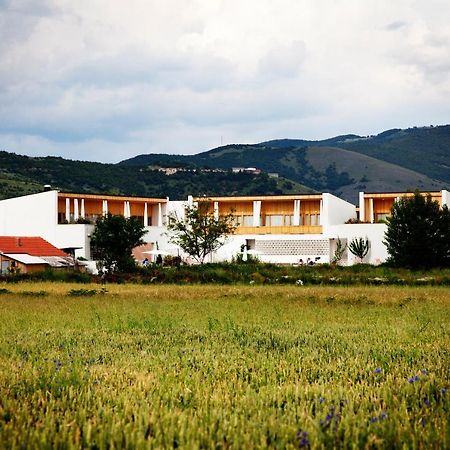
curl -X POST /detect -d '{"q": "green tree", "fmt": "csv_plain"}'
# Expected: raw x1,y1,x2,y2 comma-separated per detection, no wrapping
384,192,450,268
349,237,370,263
90,214,146,273
166,202,236,264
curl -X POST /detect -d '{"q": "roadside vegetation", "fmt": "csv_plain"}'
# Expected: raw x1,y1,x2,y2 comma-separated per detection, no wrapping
0,284,448,448
2,263,450,286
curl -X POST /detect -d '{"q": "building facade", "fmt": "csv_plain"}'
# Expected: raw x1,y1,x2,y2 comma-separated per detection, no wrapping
0,189,448,268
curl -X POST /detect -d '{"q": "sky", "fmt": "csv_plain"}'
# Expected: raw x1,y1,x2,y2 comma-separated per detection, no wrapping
0,0,449,163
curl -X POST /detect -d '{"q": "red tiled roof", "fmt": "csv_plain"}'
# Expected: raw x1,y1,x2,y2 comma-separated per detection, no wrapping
0,237,68,257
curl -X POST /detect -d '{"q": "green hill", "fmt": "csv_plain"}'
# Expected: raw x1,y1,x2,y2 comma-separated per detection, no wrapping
0,151,313,201
262,125,450,184
121,125,450,203
1,124,448,204
304,146,445,203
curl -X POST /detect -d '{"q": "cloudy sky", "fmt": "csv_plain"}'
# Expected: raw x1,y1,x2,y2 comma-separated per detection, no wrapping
0,0,449,162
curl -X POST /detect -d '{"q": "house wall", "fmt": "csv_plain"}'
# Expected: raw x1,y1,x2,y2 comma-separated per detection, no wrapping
325,224,388,265
0,191,58,242
53,224,94,259
0,255,47,274
442,190,449,207
212,234,333,264
322,193,356,226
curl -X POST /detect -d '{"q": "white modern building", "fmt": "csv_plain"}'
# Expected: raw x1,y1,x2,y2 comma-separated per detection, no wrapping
0,189,448,267
0,190,169,261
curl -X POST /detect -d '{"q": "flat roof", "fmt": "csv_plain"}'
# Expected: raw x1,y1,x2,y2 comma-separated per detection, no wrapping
363,190,443,197
58,192,167,203
194,194,323,202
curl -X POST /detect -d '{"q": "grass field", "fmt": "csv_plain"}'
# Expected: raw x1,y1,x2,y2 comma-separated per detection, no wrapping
0,283,449,449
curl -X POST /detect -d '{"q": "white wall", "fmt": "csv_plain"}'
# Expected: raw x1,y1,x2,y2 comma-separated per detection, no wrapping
0,191,58,241
322,193,357,227
212,233,333,264
54,224,94,259
325,223,388,265
442,190,449,207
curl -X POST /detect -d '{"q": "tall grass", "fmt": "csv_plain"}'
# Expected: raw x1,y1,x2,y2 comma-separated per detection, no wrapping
0,284,449,449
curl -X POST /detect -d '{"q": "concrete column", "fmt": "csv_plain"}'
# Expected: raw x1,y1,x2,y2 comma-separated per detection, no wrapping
369,198,374,223
213,201,219,220
319,199,323,226
442,190,449,207
359,192,365,222
144,203,148,227
74,199,79,221
158,203,163,227
123,201,127,217
65,198,70,222
253,201,261,227
102,200,108,216
80,199,85,218
127,201,131,218
293,200,301,226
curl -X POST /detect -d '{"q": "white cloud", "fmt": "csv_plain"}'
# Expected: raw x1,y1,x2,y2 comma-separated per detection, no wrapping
0,0,449,162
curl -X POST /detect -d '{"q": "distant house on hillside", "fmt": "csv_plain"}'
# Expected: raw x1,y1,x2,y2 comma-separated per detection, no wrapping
232,167,262,175
0,236,74,274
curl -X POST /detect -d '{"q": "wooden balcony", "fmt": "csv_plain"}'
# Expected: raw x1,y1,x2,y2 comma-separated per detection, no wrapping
233,225,323,235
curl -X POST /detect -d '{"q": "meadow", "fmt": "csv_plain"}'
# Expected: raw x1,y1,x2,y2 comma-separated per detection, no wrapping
0,283,449,449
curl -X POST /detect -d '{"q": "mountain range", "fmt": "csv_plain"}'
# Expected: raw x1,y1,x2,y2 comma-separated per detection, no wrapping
1,125,449,203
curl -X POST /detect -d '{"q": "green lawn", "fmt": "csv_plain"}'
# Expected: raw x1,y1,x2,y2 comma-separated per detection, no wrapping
0,284,449,449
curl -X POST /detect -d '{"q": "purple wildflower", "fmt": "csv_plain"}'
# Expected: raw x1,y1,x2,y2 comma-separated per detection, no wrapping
440,388,447,395
369,417,378,423
296,430,309,448
424,398,431,407
379,412,388,420
421,369,428,375
408,375,420,383
374,367,382,374
420,418,426,427
319,397,325,404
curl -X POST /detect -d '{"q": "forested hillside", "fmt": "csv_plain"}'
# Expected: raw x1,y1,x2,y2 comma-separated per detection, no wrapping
1,125,448,204
0,151,312,200
122,125,449,203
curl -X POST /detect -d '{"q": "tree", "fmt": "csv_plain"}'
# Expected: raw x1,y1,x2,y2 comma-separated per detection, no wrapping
384,192,450,268
90,214,146,273
349,237,370,262
166,202,236,264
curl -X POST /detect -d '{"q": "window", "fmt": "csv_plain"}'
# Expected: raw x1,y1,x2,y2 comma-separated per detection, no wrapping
375,213,390,223
242,215,253,227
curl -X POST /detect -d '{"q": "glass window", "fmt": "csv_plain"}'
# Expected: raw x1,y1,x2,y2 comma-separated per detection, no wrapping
243,215,253,227
375,213,390,223
266,215,283,226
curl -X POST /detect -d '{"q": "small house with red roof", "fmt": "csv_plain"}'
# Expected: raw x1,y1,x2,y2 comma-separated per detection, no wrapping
0,236,74,274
